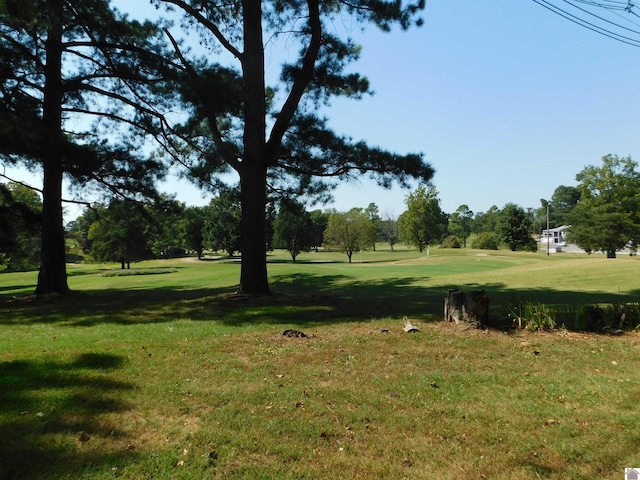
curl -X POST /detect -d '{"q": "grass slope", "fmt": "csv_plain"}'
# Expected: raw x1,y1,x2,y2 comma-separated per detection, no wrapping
1,248,640,479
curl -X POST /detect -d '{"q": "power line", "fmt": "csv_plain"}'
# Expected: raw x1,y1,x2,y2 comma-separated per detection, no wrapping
561,0,640,34
531,0,640,46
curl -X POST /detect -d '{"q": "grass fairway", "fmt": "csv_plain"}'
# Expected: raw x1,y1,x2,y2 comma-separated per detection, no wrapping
1,248,640,479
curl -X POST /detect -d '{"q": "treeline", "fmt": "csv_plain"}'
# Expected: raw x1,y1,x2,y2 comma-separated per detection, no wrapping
2,154,637,271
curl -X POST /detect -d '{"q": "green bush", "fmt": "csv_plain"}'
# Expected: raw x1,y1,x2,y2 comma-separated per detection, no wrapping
504,299,640,332
470,232,499,250
505,299,556,331
441,235,462,248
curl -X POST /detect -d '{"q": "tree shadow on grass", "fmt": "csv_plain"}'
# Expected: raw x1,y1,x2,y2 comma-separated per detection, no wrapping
1,271,639,329
0,353,136,479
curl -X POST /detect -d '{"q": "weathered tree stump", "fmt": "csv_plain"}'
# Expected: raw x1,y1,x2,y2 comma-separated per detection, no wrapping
444,289,489,328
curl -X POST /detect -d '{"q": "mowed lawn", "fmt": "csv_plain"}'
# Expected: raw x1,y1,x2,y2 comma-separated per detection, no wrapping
1,248,640,479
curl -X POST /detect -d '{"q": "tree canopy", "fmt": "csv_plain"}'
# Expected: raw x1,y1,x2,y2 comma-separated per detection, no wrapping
272,199,314,262
568,154,640,257
0,181,42,271
495,203,536,252
448,204,473,248
0,0,175,293
150,0,433,293
87,201,156,269
324,209,376,263
203,190,242,256
397,184,447,252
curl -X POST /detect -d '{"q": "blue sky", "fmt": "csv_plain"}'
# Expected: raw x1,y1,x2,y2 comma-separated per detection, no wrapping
5,0,640,220
320,0,640,216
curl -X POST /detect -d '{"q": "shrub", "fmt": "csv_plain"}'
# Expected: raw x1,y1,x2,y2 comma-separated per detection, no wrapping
505,299,556,331
441,235,462,248
470,232,499,250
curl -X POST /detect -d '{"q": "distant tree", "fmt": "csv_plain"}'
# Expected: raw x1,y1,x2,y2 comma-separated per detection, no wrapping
364,202,382,250
309,210,330,252
568,154,640,258
180,206,206,259
550,185,581,226
0,182,42,270
203,190,242,256
397,184,447,252
448,204,474,247
532,200,549,235
568,207,636,256
495,203,537,252
379,212,399,251
147,198,186,258
324,209,376,263
88,200,155,269
67,207,101,255
273,199,313,262
471,205,500,234
537,186,582,232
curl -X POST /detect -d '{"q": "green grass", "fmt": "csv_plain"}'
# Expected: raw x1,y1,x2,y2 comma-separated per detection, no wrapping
1,247,640,478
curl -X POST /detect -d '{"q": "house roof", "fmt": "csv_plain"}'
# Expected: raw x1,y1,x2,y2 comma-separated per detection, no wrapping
542,225,570,233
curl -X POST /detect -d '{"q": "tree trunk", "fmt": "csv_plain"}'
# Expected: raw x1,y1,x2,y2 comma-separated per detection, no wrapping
35,1,69,295
237,0,270,295
36,157,69,294
444,289,465,324
444,289,489,328
466,290,489,326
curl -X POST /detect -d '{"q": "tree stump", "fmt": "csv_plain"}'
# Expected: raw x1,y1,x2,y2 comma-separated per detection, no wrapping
444,289,489,328
444,289,465,324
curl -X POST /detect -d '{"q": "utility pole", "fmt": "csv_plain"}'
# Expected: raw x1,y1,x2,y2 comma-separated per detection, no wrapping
546,201,550,256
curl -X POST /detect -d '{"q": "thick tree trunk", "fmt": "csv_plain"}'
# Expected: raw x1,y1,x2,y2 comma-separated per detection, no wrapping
237,0,270,295
36,158,69,294
444,289,489,328
444,289,465,324
35,2,69,295
238,167,269,294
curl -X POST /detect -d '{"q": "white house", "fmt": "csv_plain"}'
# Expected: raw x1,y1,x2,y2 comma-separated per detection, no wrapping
540,225,570,246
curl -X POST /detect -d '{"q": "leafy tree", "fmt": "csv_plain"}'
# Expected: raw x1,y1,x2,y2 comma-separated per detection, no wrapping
364,202,382,250
272,199,313,262
568,154,640,258
495,203,536,252
324,209,376,263
154,0,433,294
88,201,155,268
203,190,242,256
67,207,101,255
146,198,186,258
379,213,399,251
1,1,173,293
472,205,500,234
448,204,473,247
550,185,581,226
0,182,42,270
397,184,447,252
309,209,330,252
180,206,207,259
